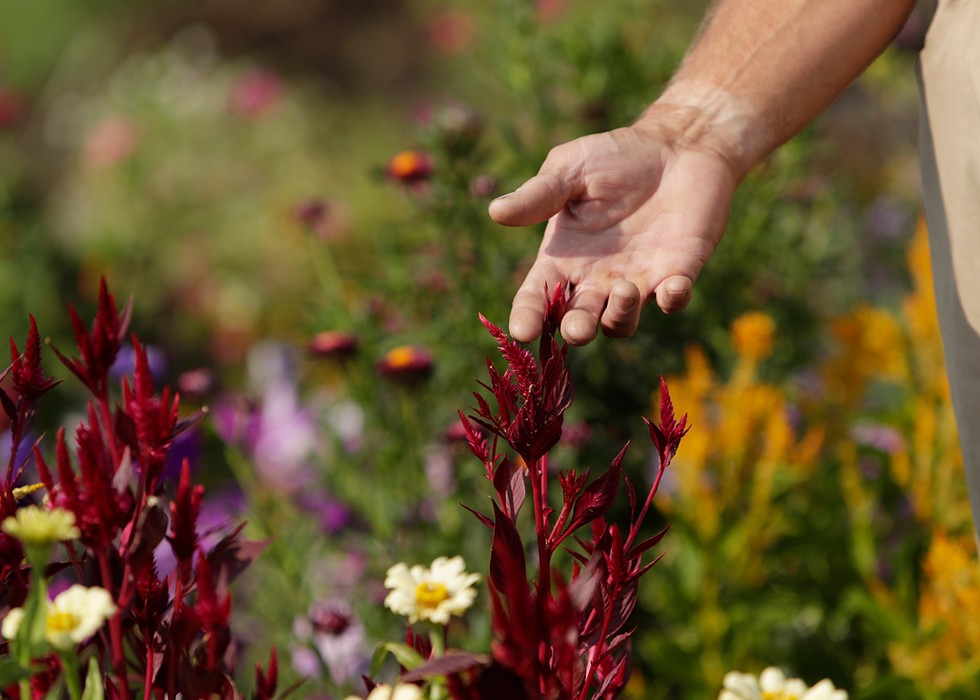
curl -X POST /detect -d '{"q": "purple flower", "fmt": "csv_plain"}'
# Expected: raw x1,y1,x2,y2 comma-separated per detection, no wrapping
292,601,369,684
163,426,203,482
250,380,319,492
851,422,906,454
296,491,355,535
110,343,167,384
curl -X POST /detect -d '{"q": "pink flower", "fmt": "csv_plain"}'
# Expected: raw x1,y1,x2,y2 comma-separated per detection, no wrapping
425,11,474,54
83,117,137,168
229,69,284,119
308,331,359,360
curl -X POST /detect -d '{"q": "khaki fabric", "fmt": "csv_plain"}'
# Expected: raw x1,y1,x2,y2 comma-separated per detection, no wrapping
918,0,980,533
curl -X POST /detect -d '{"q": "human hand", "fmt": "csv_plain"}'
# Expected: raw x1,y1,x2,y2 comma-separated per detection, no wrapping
489,119,740,345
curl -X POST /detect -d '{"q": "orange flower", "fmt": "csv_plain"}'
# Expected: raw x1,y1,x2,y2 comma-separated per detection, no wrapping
377,345,434,379
386,150,433,183
730,311,776,362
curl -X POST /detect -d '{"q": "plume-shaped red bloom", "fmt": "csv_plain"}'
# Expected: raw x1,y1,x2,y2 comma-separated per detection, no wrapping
413,284,688,699
120,338,181,489
253,648,279,700
168,460,204,568
7,315,60,402
49,277,132,400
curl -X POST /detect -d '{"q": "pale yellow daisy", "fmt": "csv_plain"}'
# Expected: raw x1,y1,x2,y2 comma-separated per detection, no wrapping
384,555,480,625
720,667,847,700
2,506,80,548
2,584,117,652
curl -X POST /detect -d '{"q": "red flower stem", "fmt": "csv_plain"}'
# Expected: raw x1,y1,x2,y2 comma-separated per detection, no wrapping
530,455,551,597
167,563,188,699
144,632,155,699
98,549,132,700
575,578,620,700
97,395,122,470
623,459,667,555
4,417,22,487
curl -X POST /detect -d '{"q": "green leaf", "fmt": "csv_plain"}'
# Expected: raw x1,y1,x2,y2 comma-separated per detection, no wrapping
13,574,49,665
0,656,36,687
370,642,425,676
80,657,104,700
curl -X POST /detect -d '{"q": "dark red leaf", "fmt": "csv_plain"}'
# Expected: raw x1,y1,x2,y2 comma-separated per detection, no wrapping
488,501,528,601
400,651,489,682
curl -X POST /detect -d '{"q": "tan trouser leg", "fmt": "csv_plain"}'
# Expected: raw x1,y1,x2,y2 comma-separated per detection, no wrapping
918,0,980,535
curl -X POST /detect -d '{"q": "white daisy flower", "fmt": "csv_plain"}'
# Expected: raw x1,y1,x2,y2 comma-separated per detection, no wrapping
720,666,847,700
2,584,117,652
343,683,423,700
383,555,480,625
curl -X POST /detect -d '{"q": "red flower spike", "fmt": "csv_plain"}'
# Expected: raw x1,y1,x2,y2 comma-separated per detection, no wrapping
252,647,278,700
169,460,204,567
8,315,60,401
413,286,684,700
121,337,180,488
646,376,690,466
49,278,132,399
39,422,131,549
184,549,232,666
131,561,170,636
406,627,433,661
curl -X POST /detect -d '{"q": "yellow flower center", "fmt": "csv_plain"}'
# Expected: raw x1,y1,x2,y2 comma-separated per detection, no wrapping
47,609,80,634
415,582,449,609
762,693,799,700
386,346,416,369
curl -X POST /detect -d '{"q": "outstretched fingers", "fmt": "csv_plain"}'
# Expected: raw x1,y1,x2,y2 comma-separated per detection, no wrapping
599,280,643,338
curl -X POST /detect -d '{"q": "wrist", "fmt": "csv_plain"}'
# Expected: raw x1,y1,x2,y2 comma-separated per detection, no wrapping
634,81,772,181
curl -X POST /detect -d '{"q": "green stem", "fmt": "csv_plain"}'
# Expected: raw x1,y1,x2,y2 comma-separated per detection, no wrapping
58,651,82,700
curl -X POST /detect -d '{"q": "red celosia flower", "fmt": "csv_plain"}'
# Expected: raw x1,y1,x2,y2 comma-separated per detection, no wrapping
120,338,181,488
308,330,359,360
401,283,687,699
8,315,60,402
35,420,133,549
131,561,170,636
49,277,132,400
468,292,573,464
184,550,233,670
168,460,204,568
377,345,434,379
386,150,433,183
253,648,279,700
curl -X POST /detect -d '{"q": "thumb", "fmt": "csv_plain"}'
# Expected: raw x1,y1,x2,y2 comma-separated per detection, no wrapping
488,165,578,227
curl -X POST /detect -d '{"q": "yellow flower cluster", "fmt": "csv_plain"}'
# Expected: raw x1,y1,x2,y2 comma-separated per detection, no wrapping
887,531,980,692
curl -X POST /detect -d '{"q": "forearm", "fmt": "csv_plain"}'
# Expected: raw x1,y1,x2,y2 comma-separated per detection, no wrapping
638,0,917,178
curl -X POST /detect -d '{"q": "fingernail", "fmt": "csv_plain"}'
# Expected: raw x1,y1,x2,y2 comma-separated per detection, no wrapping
612,294,638,311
